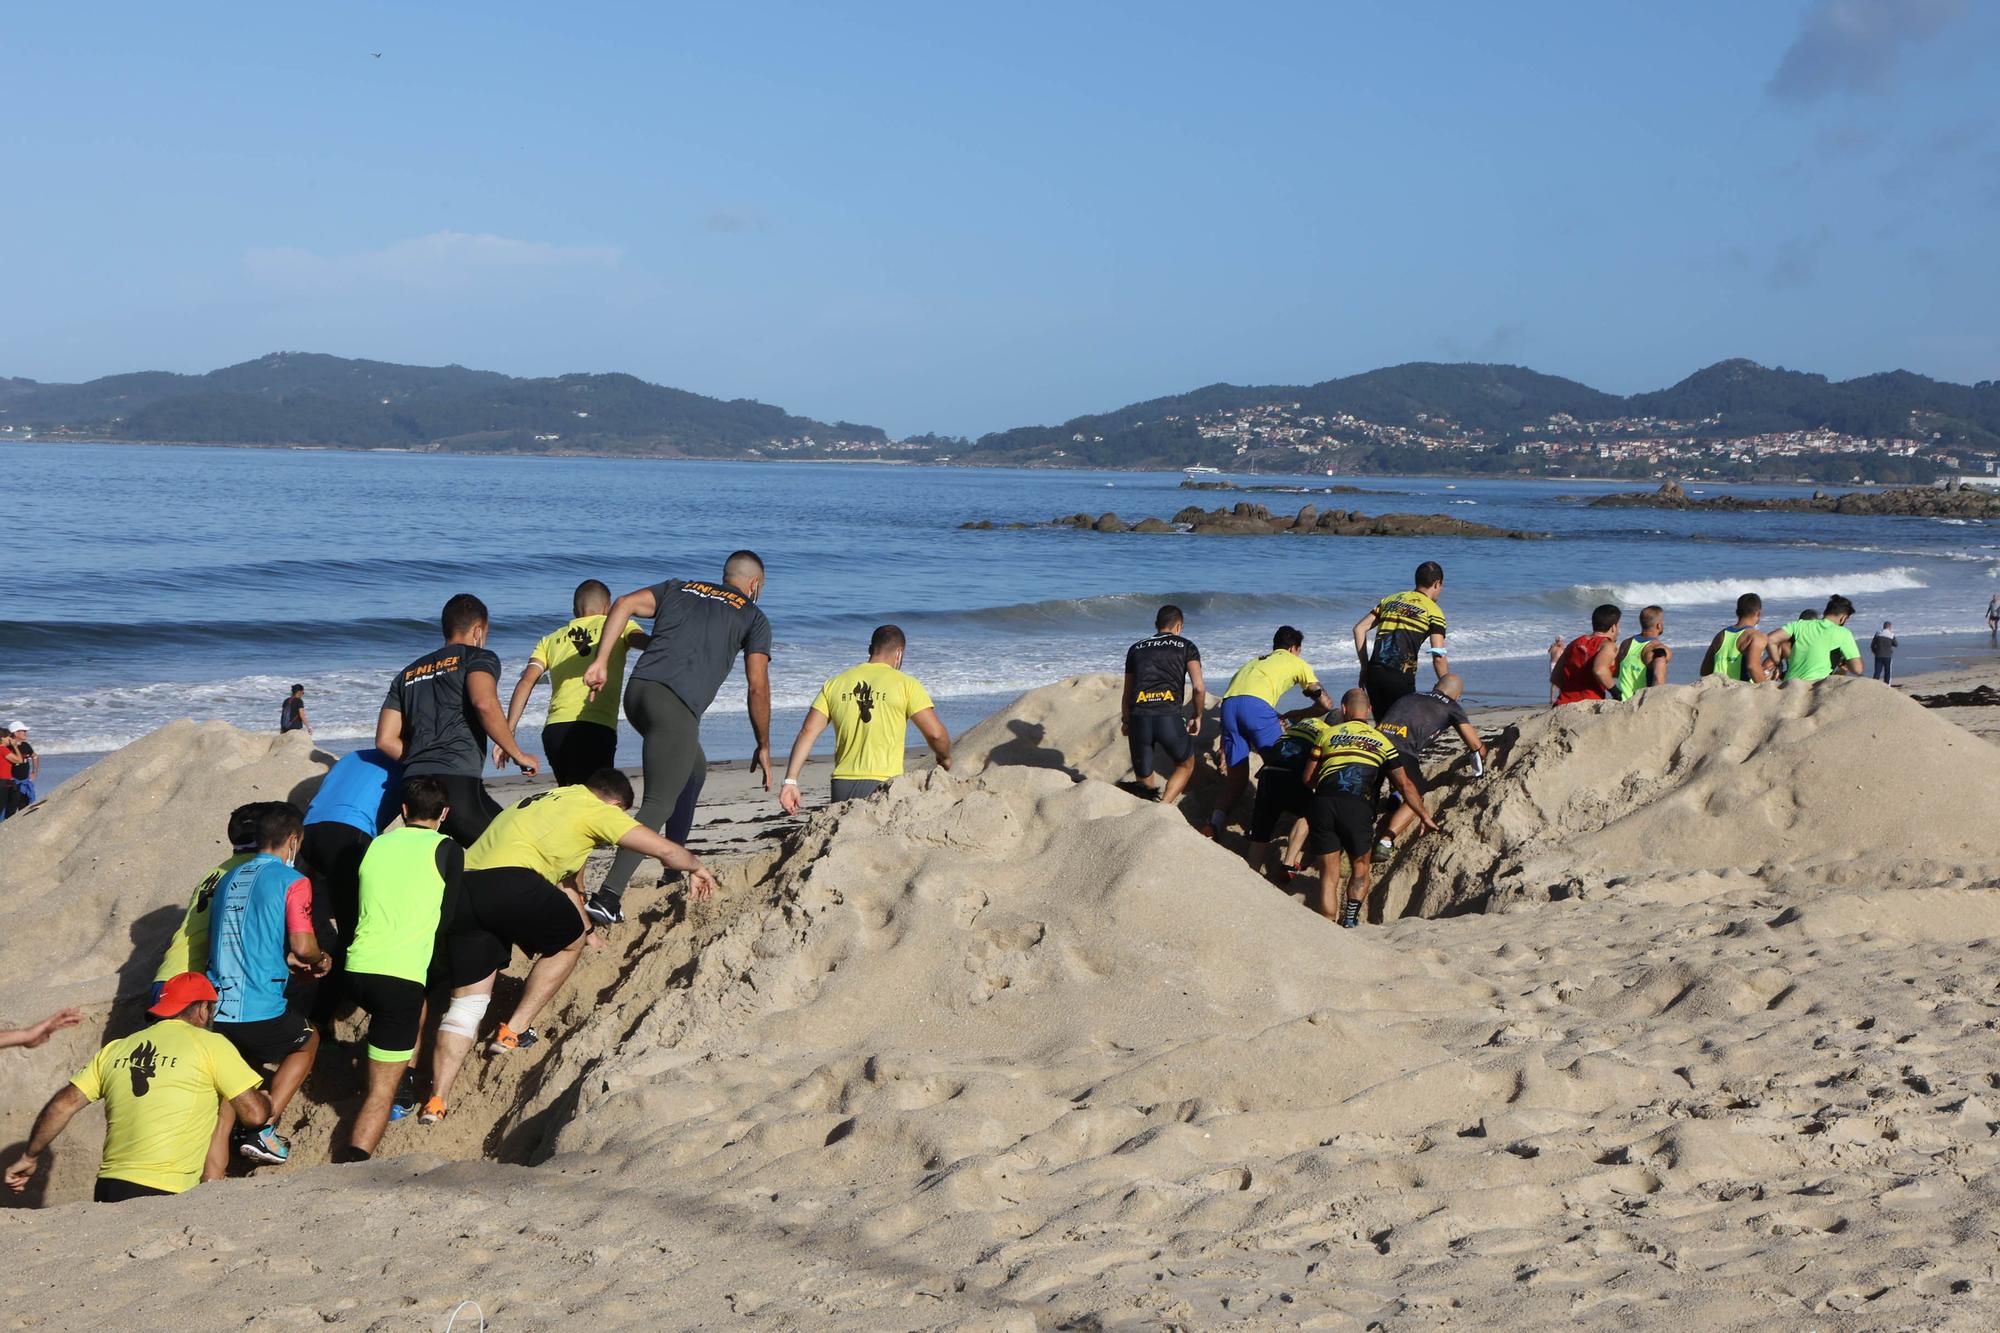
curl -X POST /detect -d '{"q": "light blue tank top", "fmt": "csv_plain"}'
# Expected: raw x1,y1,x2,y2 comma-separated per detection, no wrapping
208,853,297,1023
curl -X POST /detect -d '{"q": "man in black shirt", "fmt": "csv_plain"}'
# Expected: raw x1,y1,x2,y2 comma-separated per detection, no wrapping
279,685,310,736
375,594,540,847
1120,605,1206,805
1372,673,1486,860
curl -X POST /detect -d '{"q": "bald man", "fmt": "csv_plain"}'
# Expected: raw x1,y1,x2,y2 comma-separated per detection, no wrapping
1371,673,1486,860
1303,688,1436,929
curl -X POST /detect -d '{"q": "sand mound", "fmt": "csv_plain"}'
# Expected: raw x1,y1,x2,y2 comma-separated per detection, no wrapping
0,721,328,1205
1388,675,2000,919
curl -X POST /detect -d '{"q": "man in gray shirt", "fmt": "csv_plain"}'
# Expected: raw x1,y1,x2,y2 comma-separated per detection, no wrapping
582,551,773,925
1870,621,1897,684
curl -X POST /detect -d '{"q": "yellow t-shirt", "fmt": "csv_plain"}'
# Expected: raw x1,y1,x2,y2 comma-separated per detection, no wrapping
532,615,644,729
154,853,252,984
1223,651,1321,707
466,785,641,884
809,662,937,782
71,1019,262,1194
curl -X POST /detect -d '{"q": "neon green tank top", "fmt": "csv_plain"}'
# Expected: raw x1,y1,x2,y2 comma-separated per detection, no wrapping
1714,626,1748,681
346,827,448,984
1616,635,1661,700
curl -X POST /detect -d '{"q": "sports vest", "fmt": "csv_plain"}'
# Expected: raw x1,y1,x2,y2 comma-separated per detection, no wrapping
347,827,450,984
208,853,296,1024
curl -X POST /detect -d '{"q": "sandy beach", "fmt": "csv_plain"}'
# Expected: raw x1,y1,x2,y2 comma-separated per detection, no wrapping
5,665,2000,1330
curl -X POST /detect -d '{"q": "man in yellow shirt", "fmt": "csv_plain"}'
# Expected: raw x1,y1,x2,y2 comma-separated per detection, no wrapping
422,769,719,1123
778,625,952,814
4,973,269,1203
1209,626,1328,837
500,580,650,786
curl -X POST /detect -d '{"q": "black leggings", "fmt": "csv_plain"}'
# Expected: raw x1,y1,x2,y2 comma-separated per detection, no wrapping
598,679,705,904
95,1176,173,1203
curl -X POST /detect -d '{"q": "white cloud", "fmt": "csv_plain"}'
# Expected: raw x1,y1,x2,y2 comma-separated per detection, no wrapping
245,230,623,293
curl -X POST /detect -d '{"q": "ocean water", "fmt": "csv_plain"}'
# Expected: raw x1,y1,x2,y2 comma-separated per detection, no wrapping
7,442,1998,789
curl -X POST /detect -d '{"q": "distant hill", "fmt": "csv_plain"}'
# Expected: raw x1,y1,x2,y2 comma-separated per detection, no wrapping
970,359,2000,470
0,352,892,457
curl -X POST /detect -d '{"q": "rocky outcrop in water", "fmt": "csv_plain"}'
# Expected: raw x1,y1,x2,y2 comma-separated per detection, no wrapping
1589,481,2000,517
1039,502,1546,539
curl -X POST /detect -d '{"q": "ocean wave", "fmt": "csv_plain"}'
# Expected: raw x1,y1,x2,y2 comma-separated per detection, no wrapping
1561,567,1928,608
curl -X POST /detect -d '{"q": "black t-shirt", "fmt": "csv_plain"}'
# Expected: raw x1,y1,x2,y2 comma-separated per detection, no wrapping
1374,688,1470,759
280,697,305,732
1124,633,1201,713
8,740,30,782
628,580,774,716
382,643,502,777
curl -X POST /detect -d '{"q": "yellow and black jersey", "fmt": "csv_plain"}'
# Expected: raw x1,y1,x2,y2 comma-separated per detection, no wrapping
1263,716,1337,776
1307,720,1401,797
1367,590,1446,676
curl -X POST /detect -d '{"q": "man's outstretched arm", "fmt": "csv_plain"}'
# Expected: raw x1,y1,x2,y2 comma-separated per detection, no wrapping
3,1084,88,1192
0,1008,81,1051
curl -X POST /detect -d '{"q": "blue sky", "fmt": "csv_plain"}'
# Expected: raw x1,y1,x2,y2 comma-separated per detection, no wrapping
2,1,1994,435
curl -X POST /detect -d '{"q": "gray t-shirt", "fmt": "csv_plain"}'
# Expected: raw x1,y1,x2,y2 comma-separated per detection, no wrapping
1375,687,1471,758
383,643,501,777
628,579,773,715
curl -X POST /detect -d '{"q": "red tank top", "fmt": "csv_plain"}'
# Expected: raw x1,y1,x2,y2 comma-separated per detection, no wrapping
1555,634,1611,704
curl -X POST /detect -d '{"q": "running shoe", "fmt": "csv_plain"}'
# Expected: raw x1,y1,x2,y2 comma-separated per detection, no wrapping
487,1024,539,1055
1339,900,1362,930
237,1124,291,1165
419,1096,448,1126
584,891,624,928
388,1069,422,1122
1373,837,1395,861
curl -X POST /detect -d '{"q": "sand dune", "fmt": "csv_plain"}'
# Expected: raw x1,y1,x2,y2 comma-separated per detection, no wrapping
4,676,2000,1328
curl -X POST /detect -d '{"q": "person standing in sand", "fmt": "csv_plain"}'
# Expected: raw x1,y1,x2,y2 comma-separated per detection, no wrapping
1209,626,1328,838
1117,605,1205,806
1699,594,1769,682
1871,622,1898,684
377,593,539,848
500,579,650,787
1371,673,1485,861
1352,561,1449,721
420,769,718,1124
581,552,772,928
1612,605,1672,699
334,776,462,1162
1988,594,1999,645
1552,605,1621,705
779,624,951,814
7,723,38,811
1765,596,1865,682
1303,688,1436,929
153,802,275,1007
1243,713,1335,885
5,973,268,1203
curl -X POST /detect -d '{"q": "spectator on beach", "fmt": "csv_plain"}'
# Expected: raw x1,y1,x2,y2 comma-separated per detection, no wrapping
4,973,268,1203
0,730,18,819
279,685,311,736
7,723,37,811
1766,596,1865,682
1871,622,1898,684
779,624,951,814
1987,595,1999,645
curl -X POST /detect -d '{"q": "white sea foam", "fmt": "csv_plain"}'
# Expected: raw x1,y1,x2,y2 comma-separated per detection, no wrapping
1577,567,1928,608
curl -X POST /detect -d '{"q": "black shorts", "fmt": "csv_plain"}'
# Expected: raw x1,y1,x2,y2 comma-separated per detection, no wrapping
830,778,888,802
94,1176,174,1203
1307,791,1378,862
300,820,373,948
214,1010,315,1067
346,971,426,1060
1364,664,1418,723
443,866,586,987
414,774,503,847
1127,711,1195,779
1249,767,1311,842
1386,752,1427,798
542,721,618,788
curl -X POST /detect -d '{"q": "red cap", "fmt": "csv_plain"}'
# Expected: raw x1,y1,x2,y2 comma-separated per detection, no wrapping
149,972,219,1017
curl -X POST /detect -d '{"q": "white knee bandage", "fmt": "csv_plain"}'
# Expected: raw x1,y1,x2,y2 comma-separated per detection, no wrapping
440,993,490,1039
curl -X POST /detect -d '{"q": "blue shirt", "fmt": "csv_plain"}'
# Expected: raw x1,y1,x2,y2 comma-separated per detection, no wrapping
303,749,402,835
208,853,301,1024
